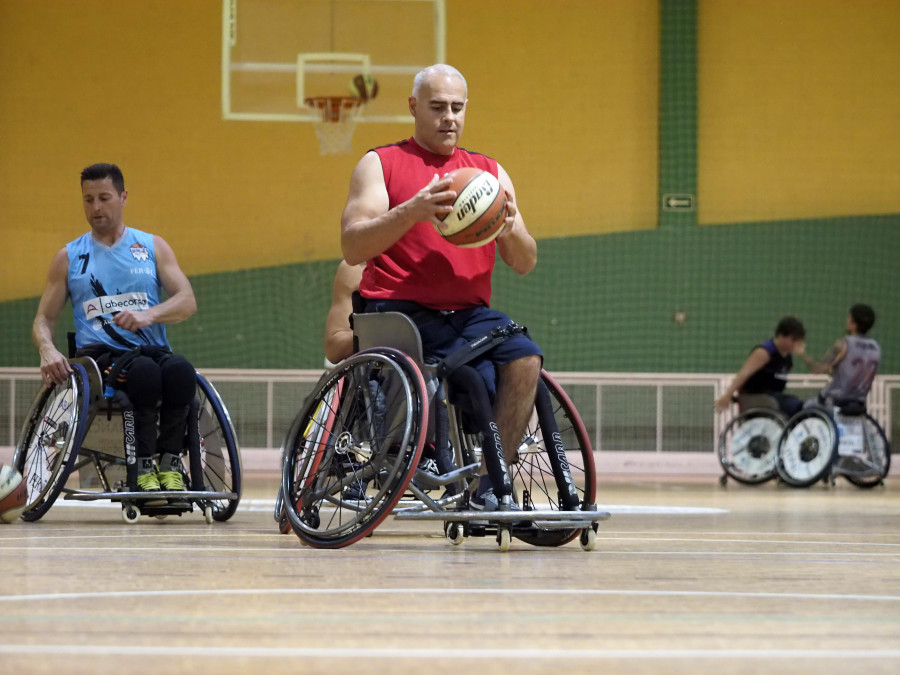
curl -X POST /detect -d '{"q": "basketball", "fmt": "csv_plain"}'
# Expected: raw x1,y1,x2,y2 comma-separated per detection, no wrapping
438,168,509,248
0,463,28,524
350,73,378,101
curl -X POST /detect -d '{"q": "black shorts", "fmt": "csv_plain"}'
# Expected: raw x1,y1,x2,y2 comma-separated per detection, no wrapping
365,300,542,399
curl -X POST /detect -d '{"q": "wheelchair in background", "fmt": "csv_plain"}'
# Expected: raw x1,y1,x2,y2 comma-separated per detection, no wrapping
13,355,242,523
717,394,786,486
775,400,891,488
277,311,608,552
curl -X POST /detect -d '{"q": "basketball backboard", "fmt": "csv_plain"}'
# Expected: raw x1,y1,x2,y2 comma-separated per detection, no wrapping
222,0,446,124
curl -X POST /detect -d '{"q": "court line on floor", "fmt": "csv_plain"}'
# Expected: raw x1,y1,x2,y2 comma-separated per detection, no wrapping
2,531,897,549
45,498,730,515
0,645,898,660
1,547,898,564
1,587,898,604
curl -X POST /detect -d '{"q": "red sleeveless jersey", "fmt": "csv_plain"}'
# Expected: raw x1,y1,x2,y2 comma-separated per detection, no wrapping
360,137,499,310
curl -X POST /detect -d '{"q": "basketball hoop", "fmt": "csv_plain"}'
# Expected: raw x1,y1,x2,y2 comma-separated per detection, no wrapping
305,96,364,155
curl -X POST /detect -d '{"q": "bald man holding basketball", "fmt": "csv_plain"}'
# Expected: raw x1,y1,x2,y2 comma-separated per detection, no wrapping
340,64,539,512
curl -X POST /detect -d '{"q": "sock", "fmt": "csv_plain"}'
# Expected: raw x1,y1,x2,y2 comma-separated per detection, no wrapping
137,457,155,476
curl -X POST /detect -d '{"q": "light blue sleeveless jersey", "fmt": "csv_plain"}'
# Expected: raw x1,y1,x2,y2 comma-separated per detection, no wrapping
66,227,169,351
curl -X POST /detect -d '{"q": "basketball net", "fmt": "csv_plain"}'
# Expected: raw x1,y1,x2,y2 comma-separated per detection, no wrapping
305,96,363,155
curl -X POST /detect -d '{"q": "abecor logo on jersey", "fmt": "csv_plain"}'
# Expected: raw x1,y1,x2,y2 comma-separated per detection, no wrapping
82,292,150,319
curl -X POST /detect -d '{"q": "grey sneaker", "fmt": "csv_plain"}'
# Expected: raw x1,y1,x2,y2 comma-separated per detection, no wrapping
469,477,521,513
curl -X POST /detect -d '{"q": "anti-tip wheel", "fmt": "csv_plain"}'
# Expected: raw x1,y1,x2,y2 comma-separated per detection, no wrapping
122,505,141,524
580,527,597,552
497,528,511,553
204,506,214,524
445,522,464,546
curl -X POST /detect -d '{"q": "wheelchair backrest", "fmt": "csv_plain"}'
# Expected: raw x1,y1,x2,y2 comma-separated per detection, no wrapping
352,312,426,367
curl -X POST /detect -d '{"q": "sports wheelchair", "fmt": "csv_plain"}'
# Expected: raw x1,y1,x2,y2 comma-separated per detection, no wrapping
775,401,891,488
717,394,786,486
13,355,242,523
276,311,608,551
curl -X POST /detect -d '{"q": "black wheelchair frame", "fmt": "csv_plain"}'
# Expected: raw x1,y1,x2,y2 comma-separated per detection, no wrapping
276,311,608,551
13,356,242,523
717,398,786,486
776,403,891,488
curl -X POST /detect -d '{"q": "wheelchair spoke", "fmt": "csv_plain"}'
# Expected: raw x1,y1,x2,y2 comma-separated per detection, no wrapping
194,374,242,520
281,349,427,548
13,365,89,521
511,372,596,547
718,409,783,484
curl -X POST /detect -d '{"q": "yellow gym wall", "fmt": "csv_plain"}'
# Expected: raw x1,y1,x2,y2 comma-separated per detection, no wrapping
698,0,900,225
0,0,659,303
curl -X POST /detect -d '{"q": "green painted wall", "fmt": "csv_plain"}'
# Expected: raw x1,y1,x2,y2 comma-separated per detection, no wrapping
4,215,896,373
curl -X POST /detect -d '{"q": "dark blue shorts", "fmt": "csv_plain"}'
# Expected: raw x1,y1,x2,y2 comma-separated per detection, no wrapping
364,300,542,400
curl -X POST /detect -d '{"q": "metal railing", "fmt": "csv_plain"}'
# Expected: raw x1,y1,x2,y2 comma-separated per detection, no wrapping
2,367,895,472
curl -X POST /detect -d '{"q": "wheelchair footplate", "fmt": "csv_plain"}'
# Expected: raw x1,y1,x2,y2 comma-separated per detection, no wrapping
395,500,609,552
393,503,611,528
61,487,238,523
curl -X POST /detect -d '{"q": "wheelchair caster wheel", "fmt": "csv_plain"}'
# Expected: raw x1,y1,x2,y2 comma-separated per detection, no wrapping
122,505,141,524
204,506,214,524
445,522,464,546
497,528,511,553
278,512,292,535
155,515,168,520
719,474,727,487
580,527,597,552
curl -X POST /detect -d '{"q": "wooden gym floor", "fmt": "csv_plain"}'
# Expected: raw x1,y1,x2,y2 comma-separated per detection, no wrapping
1,473,898,675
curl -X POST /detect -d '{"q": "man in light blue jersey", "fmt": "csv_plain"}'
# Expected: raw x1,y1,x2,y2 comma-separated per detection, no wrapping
32,163,197,503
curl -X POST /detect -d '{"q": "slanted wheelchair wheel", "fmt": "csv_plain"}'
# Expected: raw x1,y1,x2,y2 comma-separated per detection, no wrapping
194,374,242,521
836,413,891,488
281,348,428,548
13,364,91,521
776,408,838,487
510,371,597,548
717,408,784,485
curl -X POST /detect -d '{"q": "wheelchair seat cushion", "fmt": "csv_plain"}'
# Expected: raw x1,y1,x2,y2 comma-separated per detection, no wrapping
834,399,867,417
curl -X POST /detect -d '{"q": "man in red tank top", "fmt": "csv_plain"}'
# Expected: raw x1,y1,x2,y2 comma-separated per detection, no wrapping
341,64,540,510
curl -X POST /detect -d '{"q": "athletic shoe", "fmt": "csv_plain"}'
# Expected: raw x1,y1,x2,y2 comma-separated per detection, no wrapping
412,457,441,490
470,487,503,511
469,479,531,529
469,476,521,513
158,453,190,507
157,470,185,491
135,463,167,507
158,471,190,508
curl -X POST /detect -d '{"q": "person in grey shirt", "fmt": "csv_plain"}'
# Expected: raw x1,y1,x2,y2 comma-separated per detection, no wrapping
796,304,881,408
